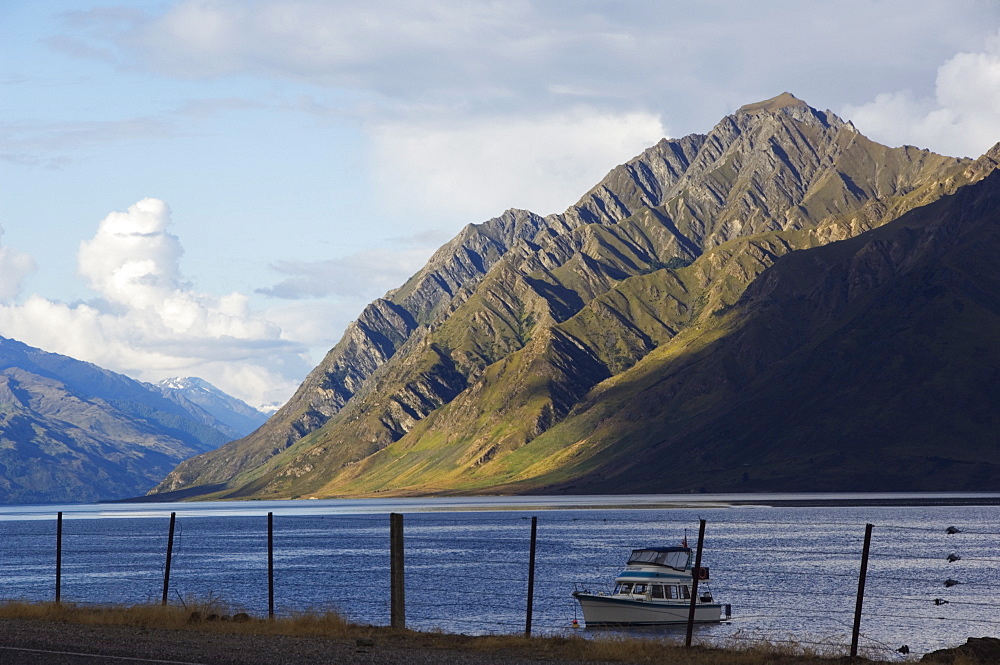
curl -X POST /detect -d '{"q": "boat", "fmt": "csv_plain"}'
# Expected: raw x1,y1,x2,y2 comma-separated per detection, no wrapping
572,545,731,626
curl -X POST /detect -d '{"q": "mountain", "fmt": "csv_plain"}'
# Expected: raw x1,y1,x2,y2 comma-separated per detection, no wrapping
495,150,1000,493
156,377,271,439
151,93,998,499
0,337,237,503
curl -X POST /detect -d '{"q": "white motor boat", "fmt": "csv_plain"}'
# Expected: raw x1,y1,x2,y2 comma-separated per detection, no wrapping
572,546,731,626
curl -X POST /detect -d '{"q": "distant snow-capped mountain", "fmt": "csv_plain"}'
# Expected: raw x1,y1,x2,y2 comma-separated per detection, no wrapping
155,377,271,438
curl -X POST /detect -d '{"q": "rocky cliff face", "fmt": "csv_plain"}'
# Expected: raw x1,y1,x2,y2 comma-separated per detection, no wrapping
152,93,994,499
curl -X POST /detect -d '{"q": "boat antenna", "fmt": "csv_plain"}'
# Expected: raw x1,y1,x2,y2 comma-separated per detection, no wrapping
682,529,688,548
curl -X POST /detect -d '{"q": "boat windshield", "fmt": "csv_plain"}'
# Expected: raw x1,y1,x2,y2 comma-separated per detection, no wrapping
627,547,690,570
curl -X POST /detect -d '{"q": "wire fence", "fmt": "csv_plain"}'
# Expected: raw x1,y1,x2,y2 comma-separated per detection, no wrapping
0,507,996,659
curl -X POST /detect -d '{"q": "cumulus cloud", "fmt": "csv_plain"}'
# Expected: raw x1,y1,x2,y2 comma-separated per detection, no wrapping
372,109,667,221
0,200,309,407
843,30,1000,158
0,227,37,302
78,198,183,305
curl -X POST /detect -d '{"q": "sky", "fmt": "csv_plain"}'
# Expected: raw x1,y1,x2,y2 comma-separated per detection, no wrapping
2,1,1000,409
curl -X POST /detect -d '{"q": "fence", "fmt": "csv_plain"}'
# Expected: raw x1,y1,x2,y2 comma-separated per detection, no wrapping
0,505,997,660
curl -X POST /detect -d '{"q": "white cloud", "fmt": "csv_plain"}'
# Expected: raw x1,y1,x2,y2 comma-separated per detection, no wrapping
122,0,539,89
372,109,667,221
843,30,1000,158
0,226,37,302
0,200,309,407
53,0,1000,220
258,247,432,300
78,198,182,305
266,299,363,350
65,1,999,118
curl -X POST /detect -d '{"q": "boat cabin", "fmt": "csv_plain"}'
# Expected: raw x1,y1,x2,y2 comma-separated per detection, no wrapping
626,547,691,570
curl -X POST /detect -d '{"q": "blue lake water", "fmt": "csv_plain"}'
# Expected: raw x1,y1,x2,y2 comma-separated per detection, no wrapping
0,493,997,660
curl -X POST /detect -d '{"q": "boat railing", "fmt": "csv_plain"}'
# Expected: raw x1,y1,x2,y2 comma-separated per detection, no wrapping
573,581,612,597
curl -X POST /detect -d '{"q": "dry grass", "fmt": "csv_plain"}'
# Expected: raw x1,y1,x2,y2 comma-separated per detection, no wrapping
421,632,877,664
0,599,364,638
0,600,901,664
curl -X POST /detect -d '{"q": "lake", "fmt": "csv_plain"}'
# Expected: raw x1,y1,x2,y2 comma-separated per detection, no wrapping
0,493,997,660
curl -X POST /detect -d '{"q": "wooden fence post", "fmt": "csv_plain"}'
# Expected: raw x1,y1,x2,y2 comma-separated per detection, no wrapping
685,518,707,647
525,516,538,637
162,512,176,605
390,513,405,629
55,511,62,604
851,523,874,658
268,512,275,619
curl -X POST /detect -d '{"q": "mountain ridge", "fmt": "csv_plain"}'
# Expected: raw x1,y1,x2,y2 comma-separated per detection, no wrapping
151,94,995,499
0,336,242,502
524,161,1000,493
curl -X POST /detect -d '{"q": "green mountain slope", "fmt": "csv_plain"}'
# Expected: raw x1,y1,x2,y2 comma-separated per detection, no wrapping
152,94,995,499
499,160,1000,493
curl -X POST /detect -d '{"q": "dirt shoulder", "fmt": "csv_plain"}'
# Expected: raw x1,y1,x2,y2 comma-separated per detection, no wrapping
0,617,866,665
0,618,608,665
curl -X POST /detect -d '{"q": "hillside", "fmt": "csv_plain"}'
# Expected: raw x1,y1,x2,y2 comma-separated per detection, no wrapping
0,337,239,502
488,155,1000,493
151,94,997,499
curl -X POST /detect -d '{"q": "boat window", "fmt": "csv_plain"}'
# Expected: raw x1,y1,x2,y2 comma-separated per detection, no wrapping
633,584,647,594
661,550,690,570
629,549,659,564
651,585,664,599
665,586,676,599
681,585,691,599
618,583,633,594
628,548,691,571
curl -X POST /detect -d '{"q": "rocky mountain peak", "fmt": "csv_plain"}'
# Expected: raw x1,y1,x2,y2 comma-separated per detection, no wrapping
157,376,214,392
985,141,1000,162
737,91,808,114
734,92,853,132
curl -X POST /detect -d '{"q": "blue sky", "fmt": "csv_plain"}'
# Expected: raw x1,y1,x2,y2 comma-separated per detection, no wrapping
2,0,1000,408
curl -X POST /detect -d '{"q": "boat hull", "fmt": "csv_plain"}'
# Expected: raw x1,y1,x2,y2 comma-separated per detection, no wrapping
573,592,726,626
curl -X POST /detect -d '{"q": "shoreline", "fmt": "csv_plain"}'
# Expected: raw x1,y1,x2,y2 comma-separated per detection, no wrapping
58,491,1000,518
724,495,1000,507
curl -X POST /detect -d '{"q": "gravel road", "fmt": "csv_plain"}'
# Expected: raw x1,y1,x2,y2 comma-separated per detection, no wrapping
0,619,621,665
